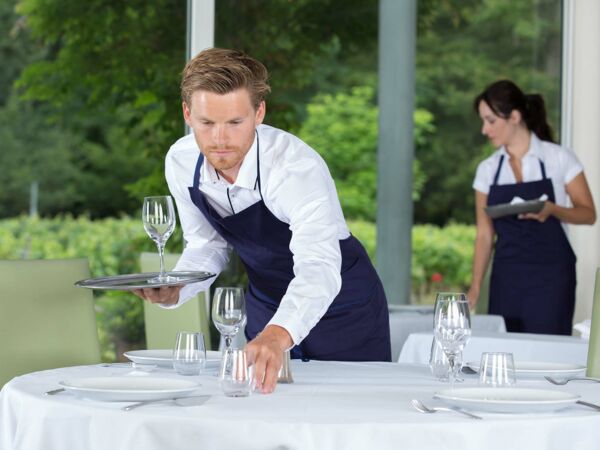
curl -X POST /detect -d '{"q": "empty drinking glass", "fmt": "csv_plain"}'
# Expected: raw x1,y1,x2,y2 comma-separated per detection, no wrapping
479,352,516,387
220,348,254,397
173,331,206,376
429,338,449,380
433,292,471,387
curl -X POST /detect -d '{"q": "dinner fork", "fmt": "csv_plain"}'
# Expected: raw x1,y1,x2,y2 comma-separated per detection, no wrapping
544,376,600,385
122,395,211,411
44,388,65,396
410,399,482,420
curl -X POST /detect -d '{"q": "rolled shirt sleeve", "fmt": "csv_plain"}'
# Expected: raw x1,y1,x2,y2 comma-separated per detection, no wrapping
264,153,344,345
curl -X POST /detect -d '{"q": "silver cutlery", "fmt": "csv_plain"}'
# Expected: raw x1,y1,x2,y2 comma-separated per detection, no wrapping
544,376,600,385
461,366,478,375
410,399,482,420
44,388,65,396
576,400,600,411
122,395,211,411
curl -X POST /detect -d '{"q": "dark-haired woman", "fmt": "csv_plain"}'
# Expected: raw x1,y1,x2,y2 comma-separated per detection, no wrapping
467,80,596,335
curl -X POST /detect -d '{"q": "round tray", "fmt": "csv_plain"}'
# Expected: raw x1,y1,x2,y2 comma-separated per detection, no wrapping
75,271,215,291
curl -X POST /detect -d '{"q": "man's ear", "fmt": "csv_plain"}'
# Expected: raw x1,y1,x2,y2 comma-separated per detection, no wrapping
182,102,192,127
255,101,266,125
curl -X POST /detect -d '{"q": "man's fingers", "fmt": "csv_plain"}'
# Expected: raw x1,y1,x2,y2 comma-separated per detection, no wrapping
132,286,180,306
251,353,267,392
261,362,279,394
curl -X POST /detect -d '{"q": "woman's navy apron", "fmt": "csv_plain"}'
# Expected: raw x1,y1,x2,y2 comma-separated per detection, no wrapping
488,154,576,335
187,133,391,361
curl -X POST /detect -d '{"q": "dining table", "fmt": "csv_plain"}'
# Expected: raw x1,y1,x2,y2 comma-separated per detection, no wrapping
399,330,589,365
387,308,507,361
2,357,600,450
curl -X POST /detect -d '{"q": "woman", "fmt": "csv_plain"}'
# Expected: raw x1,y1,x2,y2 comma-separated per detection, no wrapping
467,80,596,335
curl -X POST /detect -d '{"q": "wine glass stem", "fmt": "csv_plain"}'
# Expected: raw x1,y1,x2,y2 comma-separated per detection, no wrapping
157,243,166,278
225,336,232,349
448,354,456,388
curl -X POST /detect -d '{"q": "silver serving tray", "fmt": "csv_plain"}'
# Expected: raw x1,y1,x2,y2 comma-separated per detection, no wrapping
75,271,215,291
485,199,545,219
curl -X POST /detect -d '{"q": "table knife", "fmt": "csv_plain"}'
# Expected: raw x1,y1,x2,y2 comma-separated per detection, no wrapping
577,400,600,411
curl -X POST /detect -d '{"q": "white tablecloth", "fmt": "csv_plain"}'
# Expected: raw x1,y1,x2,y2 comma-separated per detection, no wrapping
389,312,506,361
399,331,589,365
3,360,600,450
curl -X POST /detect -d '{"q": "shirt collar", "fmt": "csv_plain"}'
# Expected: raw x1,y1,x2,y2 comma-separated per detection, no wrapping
498,132,543,159
199,131,259,189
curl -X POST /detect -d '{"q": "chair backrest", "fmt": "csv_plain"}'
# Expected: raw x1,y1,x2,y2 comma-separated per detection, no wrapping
0,258,101,387
140,252,212,350
586,268,600,377
475,258,493,315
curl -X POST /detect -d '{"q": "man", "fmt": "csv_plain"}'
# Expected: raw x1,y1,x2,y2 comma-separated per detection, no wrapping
135,48,391,393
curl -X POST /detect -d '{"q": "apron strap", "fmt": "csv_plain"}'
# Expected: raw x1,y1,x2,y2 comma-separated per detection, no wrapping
539,159,547,179
492,154,504,186
253,130,264,202
492,154,547,185
192,153,204,189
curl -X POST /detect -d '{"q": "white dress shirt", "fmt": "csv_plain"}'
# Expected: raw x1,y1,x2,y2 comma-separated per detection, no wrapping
165,124,350,345
473,133,583,229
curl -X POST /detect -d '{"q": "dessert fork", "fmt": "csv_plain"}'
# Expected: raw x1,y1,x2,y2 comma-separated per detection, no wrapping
410,399,482,420
544,376,600,385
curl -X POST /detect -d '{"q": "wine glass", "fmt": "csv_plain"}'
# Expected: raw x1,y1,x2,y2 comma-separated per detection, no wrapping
433,292,471,387
212,287,246,352
142,196,176,283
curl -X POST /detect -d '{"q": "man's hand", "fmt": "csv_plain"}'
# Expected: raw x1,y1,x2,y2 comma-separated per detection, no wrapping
244,325,293,394
132,286,182,306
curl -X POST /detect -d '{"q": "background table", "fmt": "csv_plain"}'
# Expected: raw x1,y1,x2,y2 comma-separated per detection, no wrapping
389,311,506,361
399,330,589,365
3,359,600,450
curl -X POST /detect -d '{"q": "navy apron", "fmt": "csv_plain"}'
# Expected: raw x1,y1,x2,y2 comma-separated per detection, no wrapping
488,154,576,335
187,132,391,361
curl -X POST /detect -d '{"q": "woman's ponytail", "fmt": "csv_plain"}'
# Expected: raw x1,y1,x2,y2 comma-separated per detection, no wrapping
524,94,554,143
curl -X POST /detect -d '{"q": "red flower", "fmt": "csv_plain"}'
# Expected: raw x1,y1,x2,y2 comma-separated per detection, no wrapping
431,272,443,283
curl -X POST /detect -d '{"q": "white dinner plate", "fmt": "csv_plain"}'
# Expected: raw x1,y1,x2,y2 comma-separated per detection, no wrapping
465,360,586,378
59,377,202,402
124,349,221,368
434,387,579,413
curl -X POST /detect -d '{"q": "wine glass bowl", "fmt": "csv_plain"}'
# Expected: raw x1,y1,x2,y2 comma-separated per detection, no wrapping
142,196,176,283
212,287,246,351
433,292,471,386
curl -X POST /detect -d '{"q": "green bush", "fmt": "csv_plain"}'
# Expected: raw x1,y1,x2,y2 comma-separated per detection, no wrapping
298,85,432,221
0,216,475,357
348,220,475,304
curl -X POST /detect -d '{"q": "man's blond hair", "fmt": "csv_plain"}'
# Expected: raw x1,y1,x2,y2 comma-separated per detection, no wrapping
181,48,271,109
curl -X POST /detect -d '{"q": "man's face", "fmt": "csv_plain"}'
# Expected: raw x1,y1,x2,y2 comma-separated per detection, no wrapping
183,88,265,182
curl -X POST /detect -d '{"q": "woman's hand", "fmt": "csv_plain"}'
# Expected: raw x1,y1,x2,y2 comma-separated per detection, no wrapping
518,201,555,222
466,286,480,311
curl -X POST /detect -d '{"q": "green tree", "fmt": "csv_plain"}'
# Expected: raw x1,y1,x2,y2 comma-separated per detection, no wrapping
298,85,432,221
414,0,562,224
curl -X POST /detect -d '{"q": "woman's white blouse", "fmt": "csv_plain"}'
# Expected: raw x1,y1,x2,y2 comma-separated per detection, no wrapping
473,133,584,212
164,124,350,345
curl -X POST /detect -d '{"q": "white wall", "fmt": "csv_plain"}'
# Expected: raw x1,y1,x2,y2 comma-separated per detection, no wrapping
568,0,600,325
